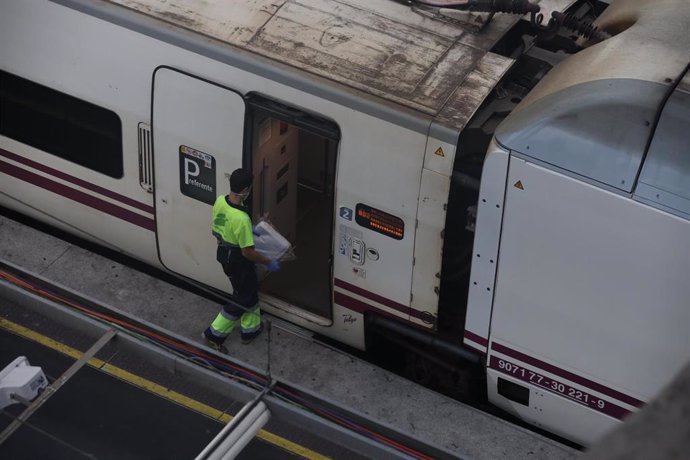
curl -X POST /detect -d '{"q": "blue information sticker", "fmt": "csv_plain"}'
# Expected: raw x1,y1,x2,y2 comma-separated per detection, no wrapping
339,206,353,221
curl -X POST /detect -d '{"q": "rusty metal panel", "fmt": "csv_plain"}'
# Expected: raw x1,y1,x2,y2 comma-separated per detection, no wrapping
102,0,575,133
106,0,515,120
245,0,471,113
436,52,514,131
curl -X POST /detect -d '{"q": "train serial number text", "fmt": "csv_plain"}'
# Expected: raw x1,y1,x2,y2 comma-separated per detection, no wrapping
493,357,607,411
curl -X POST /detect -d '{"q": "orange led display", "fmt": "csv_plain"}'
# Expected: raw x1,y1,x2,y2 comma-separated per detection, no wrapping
355,203,404,240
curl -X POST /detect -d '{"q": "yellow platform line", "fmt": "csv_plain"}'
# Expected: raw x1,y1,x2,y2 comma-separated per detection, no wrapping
0,317,329,460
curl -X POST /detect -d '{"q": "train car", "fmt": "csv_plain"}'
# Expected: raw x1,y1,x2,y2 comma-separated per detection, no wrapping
1,0,689,446
466,1,690,443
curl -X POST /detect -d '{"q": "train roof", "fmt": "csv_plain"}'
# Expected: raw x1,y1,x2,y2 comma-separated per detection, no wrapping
496,0,690,218
96,0,545,135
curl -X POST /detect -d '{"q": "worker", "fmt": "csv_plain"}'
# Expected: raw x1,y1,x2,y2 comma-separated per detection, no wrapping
202,168,280,352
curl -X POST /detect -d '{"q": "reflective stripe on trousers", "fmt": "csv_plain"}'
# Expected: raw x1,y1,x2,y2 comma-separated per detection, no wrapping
208,304,261,338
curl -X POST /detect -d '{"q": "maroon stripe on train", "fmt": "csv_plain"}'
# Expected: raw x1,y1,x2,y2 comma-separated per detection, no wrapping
464,330,489,347
333,291,436,333
334,291,409,320
0,159,156,232
334,278,411,316
488,356,632,420
492,341,644,408
0,147,154,214
334,291,373,314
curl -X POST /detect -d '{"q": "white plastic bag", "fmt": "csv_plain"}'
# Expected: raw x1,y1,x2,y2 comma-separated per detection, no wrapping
253,218,295,279
253,220,294,261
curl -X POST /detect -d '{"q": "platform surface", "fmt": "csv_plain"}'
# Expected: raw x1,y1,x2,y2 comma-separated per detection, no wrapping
0,327,303,460
0,211,578,459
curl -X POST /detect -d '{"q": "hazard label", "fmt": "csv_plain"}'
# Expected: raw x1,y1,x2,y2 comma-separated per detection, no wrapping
513,180,524,190
434,147,445,157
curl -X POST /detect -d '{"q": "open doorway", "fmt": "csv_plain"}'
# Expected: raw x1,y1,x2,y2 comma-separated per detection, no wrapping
246,94,339,321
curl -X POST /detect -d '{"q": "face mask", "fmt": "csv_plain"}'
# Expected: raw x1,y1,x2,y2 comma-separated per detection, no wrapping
239,187,252,203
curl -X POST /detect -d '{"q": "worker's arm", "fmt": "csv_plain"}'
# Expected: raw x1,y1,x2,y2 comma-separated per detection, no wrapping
238,217,279,271
241,247,272,265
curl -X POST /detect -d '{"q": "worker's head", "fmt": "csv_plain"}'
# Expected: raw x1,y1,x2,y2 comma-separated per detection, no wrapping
229,168,253,198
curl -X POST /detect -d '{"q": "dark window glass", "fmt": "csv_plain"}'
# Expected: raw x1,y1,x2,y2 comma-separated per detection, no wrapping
0,70,123,177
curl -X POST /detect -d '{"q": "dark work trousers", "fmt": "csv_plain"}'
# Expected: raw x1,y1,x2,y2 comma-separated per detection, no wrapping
218,246,259,315
205,246,261,344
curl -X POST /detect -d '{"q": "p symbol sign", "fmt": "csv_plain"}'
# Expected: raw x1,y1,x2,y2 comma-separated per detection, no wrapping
184,158,200,185
179,145,216,205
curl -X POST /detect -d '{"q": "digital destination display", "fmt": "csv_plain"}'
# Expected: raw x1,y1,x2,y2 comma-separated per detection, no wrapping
355,203,404,240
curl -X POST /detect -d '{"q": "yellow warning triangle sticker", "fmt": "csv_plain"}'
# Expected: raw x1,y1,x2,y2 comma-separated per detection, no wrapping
434,147,445,157
514,180,524,190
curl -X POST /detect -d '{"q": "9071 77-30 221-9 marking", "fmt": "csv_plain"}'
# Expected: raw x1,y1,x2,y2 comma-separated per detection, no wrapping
489,356,633,420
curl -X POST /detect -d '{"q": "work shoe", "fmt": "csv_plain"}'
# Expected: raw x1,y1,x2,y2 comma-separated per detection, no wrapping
241,323,265,345
201,332,228,354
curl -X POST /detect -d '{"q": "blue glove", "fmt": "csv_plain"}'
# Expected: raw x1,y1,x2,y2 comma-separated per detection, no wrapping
252,224,259,235
267,259,280,272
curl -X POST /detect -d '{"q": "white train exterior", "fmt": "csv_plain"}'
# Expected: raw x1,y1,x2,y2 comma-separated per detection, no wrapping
1,0,688,446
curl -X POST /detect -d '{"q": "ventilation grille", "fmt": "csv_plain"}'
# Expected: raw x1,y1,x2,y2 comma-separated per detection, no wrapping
138,123,153,192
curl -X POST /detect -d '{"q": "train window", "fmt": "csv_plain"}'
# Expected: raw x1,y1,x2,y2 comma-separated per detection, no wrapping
0,70,123,178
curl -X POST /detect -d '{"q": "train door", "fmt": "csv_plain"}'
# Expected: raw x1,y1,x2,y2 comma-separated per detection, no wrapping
246,94,339,323
152,67,245,290
152,69,339,321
